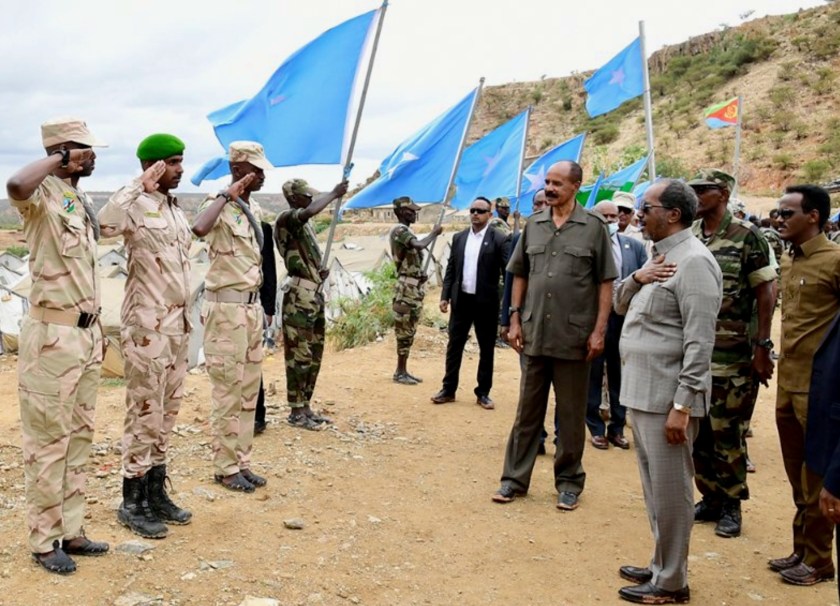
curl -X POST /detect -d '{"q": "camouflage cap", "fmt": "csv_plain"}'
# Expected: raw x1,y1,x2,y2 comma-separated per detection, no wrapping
41,117,108,148
687,169,735,191
612,191,636,210
229,141,273,171
494,196,510,209
282,178,318,199
393,196,421,210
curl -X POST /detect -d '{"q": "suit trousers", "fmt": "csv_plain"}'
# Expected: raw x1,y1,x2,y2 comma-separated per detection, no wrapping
630,409,699,592
776,385,835,569
585,312,626,438
442,293,498,397
501,356,589,494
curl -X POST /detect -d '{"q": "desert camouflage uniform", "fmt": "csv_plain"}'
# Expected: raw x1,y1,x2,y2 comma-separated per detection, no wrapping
691,210,776,502
199,196,264,477
98,179,191,479
390,224,426,356
275,208,325,409
12,175,103,554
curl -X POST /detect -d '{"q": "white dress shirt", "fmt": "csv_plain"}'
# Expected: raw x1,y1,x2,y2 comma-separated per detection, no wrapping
611,232,623,280
461,224,488,294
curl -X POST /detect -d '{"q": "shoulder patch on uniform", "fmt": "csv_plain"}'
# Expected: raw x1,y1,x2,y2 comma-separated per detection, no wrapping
62,192,77,213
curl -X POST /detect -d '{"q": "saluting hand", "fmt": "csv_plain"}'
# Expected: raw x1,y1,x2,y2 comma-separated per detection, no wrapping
226,173,256,200
65,149,94,174
140,161,166,194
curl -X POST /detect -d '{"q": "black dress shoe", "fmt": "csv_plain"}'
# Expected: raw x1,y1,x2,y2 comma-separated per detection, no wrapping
694,498,720,522
430,390,455,404
618,582,690,604
714,500,741,538
768,552,802,572
619,565,653,584
779,561,835,585
476,395,495,410
491,484,526,503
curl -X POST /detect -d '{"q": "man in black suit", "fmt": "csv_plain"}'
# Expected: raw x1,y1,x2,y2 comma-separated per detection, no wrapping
586,200,648,450
431,197,510,409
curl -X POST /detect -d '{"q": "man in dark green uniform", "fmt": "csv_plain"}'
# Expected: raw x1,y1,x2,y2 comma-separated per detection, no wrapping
390,196,442,385
275,178,347,430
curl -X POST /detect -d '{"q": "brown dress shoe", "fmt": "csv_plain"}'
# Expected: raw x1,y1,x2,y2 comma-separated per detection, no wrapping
768,552,802,572
591,435,609,450
609,434,630,449
430,390,455,404
779,561,835,586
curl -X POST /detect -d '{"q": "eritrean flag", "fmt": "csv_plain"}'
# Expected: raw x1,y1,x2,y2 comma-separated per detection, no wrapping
703,97,739,129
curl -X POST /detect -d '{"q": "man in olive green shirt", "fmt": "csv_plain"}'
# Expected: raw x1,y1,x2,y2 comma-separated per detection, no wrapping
493,161,616,512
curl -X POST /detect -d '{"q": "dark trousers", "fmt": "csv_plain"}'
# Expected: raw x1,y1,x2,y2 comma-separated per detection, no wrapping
255,376,265,426
442,293,498,397
585,313,626,438
501,355,590,494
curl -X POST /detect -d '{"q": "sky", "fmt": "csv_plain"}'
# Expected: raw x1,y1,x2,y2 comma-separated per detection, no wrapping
0,0,826,195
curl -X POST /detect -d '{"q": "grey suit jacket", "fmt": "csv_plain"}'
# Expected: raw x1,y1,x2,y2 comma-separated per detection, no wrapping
617,233,648,280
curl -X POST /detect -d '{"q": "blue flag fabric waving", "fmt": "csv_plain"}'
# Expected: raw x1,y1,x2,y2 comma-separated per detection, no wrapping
512,133,586,214
584,37,645,118
449,109,529,210
207,8,378,170
605,155,649,189
584,173,605,209
342,88,479,210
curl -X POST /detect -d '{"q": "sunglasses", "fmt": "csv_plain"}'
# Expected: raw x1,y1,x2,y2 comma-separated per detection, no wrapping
617,207,634,214
469,208,490,215
640,203,671,214
692,185,721,194
778,209,799,220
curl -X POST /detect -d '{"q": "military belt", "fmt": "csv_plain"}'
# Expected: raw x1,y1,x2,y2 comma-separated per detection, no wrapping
398,276,421,287
288,277,320,291
30,305,99,329
205,289,259,304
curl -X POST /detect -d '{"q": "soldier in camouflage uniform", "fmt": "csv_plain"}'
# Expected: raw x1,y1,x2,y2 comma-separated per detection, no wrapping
192,141,269,493
6,117,109,574
390,196,442,385
275,177,348,430
489,196,512,236
689,169,777,538
99,134,193,538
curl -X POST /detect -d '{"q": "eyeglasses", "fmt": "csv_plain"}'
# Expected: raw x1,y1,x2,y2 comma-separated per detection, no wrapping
692,185,720,194
640,203,670,214
778,208,799,220
469,208,490,215
617,207,634,214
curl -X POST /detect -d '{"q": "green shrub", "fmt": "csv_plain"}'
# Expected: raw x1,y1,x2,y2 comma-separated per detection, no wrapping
656,155,690,179
801,159,831,182
313,215,335,234
328,262,398,351
5,245,28,258
593,124,620,145
773,153,796,170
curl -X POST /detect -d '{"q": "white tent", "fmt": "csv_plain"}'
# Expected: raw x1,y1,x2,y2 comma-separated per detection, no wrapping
0,286,27,354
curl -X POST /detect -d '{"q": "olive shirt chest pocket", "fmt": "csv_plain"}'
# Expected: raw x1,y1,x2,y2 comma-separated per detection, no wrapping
563,245,593,277
526,245,546,274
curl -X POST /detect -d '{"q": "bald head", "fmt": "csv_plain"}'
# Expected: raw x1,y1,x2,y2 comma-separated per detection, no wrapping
593,201,618,218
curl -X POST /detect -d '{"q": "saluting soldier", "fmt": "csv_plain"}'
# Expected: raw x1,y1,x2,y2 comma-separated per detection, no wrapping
389,196,442,385
6,117,109,574
98,134,193,538
192,141,268,493
275,178,347,430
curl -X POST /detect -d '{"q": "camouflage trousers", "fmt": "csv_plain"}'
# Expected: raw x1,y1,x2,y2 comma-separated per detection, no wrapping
282,285,325,408
393,278,424,357
120,327,189,478
18,316,103,554
693,371,759,502
202,301,263,477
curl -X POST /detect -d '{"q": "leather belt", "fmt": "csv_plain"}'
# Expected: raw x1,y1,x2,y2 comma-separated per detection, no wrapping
30,305,99,329
288,277,320,291
398,276,421,287
205,289,259,304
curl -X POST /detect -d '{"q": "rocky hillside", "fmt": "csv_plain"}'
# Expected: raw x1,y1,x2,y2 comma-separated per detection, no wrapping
469,2,840,194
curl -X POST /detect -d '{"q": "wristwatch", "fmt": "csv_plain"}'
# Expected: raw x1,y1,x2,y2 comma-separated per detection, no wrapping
673,402,691,415
52,148,70,168
217,190,233,203
508,306,522,316
755,338,774,350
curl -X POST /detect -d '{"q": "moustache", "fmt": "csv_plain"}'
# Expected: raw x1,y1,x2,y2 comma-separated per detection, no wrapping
545,192,558,198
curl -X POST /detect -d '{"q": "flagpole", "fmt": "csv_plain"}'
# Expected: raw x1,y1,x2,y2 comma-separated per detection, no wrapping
513,106,532,233
322,0,388,270
639,21,656,180
732,95,743,197
422,77,485,274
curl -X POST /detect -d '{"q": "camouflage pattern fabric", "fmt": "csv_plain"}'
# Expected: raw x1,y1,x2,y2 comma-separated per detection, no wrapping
390,224,426,356
10,174,103,554
693,371,759,501
120,329,189,478
282,285,325,408
18,317,103,553
489,216,511,236
275,208,323,283
760,227,784,273
198,195,263,292
202,300,264,476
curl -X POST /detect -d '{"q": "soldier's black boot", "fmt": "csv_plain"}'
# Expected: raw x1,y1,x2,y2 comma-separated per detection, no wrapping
147,464,192,525
694,497,721,523
117,476,168,538
715,499,742,538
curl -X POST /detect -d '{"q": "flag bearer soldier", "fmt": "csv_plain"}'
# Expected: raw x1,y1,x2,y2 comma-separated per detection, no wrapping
192,141,269,493
99,134,193,538
6,117,109,574
490,197,512,236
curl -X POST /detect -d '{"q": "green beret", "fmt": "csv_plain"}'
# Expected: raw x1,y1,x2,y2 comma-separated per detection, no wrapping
136,133,185,162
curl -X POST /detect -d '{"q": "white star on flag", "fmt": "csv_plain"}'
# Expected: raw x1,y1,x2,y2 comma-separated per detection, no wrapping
609,68,625,86
522,165,547,193
482,152,502,177
386,152,419,178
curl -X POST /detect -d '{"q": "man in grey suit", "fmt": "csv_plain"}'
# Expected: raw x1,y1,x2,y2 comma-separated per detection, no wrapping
614,180,722,604
587,200,648,450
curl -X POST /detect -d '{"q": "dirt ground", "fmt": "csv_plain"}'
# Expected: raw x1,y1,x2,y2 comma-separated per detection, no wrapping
0,303,836,606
